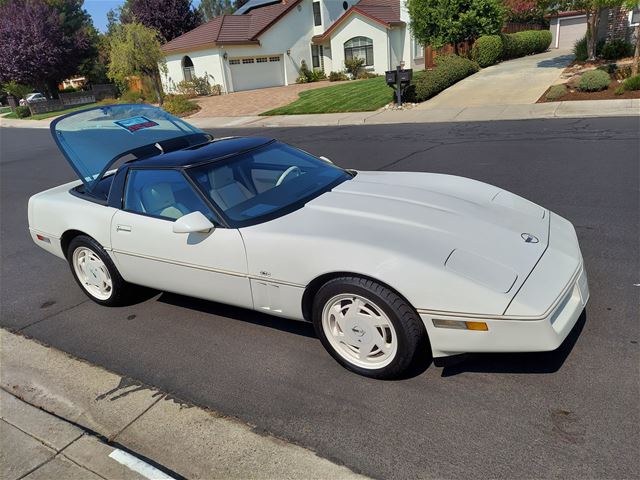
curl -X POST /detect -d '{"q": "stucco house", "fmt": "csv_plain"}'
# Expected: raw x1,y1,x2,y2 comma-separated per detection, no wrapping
161,0,424,93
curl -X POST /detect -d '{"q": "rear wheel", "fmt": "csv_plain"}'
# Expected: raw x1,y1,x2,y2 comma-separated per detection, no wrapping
67,235,130,306
312,277,427,379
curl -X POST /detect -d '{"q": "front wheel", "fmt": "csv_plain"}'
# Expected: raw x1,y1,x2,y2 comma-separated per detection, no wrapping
67,235,130,306
312,277,427,379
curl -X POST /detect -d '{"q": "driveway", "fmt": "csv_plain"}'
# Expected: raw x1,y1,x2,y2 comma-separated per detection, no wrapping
417,49,574,109
190,82,335,117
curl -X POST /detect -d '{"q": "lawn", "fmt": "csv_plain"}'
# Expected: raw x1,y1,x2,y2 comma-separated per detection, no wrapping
262,77,392,115
3,102,99,120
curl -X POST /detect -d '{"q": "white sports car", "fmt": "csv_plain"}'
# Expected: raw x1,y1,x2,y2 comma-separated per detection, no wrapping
29,105,589,378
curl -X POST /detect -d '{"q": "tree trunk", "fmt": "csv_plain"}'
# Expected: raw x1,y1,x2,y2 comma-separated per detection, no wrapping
586,10,601,61
633,24,640,76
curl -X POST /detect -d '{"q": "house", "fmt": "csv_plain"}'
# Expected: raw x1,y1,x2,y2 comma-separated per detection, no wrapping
549,6,639,50
161,0,424,93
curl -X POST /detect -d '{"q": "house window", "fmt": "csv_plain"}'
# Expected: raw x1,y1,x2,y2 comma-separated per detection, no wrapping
229,58,241,65
311,44,324,69
256,57,268,63
344,36,373,66
631,7,640,25
312,1,322,26
242,58,255,64
182,56,195,81
269,56,280,62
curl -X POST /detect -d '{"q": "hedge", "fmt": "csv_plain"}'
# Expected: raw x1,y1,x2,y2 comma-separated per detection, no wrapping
472,30,552,68
402,55,479,103
472,35,503,68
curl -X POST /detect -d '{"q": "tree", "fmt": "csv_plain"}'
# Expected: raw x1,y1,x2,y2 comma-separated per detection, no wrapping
407,0,506,51
503,0,544,23
538,0,624,60
108,22,167,104
119,0,201,41
199,0,235,21
0,0,93,95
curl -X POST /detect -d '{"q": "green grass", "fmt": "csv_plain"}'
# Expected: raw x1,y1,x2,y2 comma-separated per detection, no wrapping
3,103,99,120
0,106,11,114
262,77,391,115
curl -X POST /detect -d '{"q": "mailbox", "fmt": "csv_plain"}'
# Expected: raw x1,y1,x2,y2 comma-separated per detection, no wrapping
399,69,412,84
385,70,397,86
385,69,413,87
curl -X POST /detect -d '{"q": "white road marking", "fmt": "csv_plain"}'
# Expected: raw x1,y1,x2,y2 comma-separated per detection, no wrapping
109,449,174,480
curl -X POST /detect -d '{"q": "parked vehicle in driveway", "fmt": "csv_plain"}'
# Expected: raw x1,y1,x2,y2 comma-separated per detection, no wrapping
28,104,589,379
19,92,47,106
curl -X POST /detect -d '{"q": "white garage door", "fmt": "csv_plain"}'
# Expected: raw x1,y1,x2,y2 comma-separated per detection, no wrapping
229,56,284,92
556,16,587,49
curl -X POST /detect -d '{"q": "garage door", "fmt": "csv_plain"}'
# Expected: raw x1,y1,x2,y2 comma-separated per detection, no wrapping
229,56,284,92
556,16,587,49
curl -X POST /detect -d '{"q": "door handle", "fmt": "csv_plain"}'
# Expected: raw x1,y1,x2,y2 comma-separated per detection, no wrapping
116,225,132,232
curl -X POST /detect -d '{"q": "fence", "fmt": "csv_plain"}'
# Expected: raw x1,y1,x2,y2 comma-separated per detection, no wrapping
502,22,545,33
91,84,118,101
29,91,96,115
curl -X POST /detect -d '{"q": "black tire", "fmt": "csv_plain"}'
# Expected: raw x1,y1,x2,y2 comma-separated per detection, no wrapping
67,235,131,307
312,276,427,379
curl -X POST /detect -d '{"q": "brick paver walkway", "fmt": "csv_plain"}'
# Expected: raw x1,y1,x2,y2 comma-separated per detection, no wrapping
191,82,334,117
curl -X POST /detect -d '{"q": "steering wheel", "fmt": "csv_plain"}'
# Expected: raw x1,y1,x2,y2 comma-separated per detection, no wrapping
276,166,302,186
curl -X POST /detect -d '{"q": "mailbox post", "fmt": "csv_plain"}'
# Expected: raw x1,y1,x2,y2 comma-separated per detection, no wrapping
385,64,412,107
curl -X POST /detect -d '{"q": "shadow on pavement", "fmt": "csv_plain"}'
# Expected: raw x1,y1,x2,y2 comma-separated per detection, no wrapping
157,292,317,338
440,310,587,377
537,54,575,68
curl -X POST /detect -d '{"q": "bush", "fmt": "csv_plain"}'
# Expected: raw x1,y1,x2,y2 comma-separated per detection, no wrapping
15,105,31,118
573,36,588,61
296,61,326,83
502,30,552,59
600,39,634,60
357,70,378,79
344,58,365,78
329,71,349,81
578,69,611,91
119,89,146,103
472,35,504,67
623,75,640,91
545,84,568,101
614,85,625,95
176,75,219,96
60,86,78,93
408,55,479,102
163,95,199,116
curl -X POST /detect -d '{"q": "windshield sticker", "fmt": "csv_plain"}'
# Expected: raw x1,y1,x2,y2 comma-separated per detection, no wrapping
115,116,159,133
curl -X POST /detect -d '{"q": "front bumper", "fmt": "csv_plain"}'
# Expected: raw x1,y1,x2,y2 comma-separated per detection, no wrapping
420,213,589,358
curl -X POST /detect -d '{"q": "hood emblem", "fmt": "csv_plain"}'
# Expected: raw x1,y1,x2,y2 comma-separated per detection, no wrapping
521,233,539,243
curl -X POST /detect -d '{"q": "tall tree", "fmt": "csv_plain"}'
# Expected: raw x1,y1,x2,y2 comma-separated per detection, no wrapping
119,0,201,41
108,22,167,104
198,0,235,21
408,0,506,50
0,0,93,95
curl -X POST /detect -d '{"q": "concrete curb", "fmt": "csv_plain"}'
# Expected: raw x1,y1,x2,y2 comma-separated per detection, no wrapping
0,329,367,480
1,99,637,130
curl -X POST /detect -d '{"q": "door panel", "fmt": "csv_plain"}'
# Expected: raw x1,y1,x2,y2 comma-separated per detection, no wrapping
111,210,252,308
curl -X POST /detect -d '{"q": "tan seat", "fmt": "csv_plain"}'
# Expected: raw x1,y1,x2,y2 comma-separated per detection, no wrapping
208,166,252,210
140,182,188,219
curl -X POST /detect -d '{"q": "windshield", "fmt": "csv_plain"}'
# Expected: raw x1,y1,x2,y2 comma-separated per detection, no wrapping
187,142,351,226
51,104,207,191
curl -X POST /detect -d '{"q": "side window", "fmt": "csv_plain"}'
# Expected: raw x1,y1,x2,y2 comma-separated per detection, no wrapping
124,169,218,223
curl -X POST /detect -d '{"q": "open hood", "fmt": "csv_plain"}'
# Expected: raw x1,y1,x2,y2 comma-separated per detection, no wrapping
50,104,208,191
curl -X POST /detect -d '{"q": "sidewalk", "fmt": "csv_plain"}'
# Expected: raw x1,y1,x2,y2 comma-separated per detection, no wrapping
1,98,638,130
0,329,366,480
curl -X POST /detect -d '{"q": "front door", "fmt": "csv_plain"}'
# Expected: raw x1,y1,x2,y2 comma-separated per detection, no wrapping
110,168,252,309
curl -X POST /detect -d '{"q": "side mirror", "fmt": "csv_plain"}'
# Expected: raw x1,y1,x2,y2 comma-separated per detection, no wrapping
319,155,334,164
173,211,214,234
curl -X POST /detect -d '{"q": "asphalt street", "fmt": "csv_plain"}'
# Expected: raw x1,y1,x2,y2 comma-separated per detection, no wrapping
1,117,639,479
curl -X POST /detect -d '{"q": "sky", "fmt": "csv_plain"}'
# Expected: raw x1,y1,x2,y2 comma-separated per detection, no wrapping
85,0,204,32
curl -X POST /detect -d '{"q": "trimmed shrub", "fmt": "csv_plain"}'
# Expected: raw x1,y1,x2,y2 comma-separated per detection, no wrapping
329,71,349,81
472,35,503,67
578,70,611,91
357,70,378,79
545,84,568,101
344,58,365,78
163,95,199,116
614,85,625,95
502,30,552,59
408,55,479,102
623,75,640,91
15,105,31,118
600,39,634,60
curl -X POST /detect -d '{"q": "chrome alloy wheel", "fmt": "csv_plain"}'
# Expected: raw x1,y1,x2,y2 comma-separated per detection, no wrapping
72,247,113,300
321,294,398,369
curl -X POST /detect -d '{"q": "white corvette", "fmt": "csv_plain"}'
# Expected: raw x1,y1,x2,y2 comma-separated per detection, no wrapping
29,105,589,378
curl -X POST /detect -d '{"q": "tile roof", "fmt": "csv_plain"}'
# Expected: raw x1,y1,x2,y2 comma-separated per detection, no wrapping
313,0,403,42
162,0,301,53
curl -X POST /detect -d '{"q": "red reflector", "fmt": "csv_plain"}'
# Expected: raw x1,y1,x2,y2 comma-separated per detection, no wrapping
36,234,51,243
